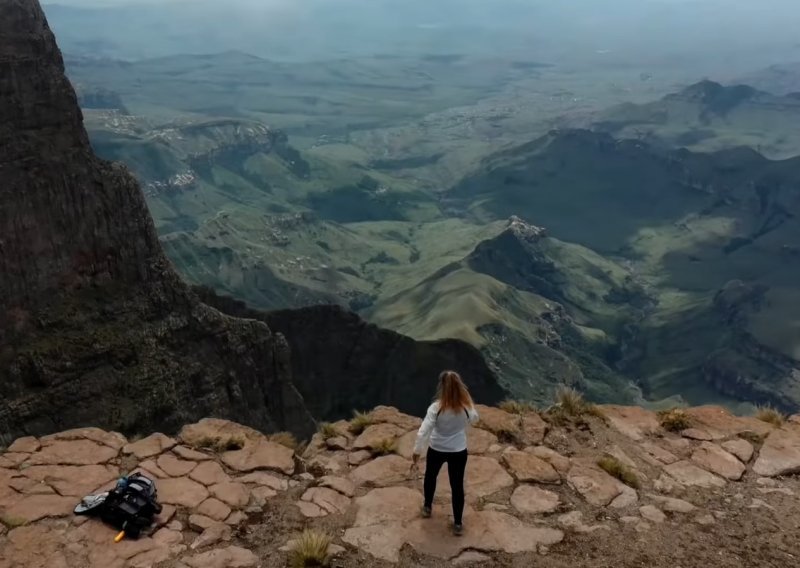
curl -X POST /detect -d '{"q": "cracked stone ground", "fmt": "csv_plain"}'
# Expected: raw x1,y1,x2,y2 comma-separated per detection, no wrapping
2,404,800,568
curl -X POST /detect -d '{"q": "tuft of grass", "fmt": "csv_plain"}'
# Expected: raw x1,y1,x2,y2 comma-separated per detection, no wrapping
348,411,374,435
370,438,397,457
289,529,332,568
754,406,785,427
318,422,339,440
194,435,246,453
0,515,28,529
584,404,606,420
499,400,535,415
555,386,587,417
597,456,640,489
657,408,692,433
270,432,298,450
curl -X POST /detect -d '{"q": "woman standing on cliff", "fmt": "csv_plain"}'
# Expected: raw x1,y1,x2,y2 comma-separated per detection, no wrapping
411,370,479,536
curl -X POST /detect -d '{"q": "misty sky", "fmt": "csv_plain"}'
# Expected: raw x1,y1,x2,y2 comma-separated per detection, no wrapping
45,0,800,70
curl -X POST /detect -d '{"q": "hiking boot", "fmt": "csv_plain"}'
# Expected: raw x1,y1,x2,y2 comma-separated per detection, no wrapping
453,523,464,536
421,505,432,518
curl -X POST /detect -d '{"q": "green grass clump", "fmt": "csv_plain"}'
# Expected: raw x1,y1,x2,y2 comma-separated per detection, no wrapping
289,529,332,567
318,422,339,440
348,411,374,435
370,438,397,456
194,435,246,452
597,456,640,489
555,386,587,416
755,406,785,427
270,431,298,450
0,515,28,529
499,400,535,415
657,408,692,432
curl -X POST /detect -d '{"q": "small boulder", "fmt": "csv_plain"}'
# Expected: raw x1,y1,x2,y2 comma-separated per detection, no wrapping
319,475,355,497
663,461,726,488
690,442,745,480
639,505,666,523
721,439,754,464
752,429,800,478
352,423,404,451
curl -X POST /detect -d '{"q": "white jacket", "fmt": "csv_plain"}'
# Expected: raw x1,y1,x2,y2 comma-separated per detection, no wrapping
413,401,480,454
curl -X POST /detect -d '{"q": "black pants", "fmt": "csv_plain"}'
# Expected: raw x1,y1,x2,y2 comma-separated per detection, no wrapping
424,447,468,525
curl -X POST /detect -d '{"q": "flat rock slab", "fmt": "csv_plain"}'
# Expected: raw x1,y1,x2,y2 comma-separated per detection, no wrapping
435,456,514,501
299,487,351,516
7,437,40,454
21,464,119,497
184,545,258,568
210,482,250,509
158,476,210,508
691,442,745,480
41,428,127,451
190,461,231,487
197,498,232,521
221,441,295,475
157,454,198,478
510,485,560,514
351,455,413,487
684,406,772,439
599,405,660,440
664,461,726,488
28,440,118,466
123,433,177,460
369,406,422,431
474,405,519,435
525,446,571,474
502,451,560,483
0,493,75,523
467,427,498,454
567,466,623,506
237,472,288,491
640,441,679,466
753,429,800,477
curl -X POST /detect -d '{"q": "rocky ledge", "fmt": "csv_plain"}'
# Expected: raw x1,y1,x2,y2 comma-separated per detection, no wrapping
2,403,799,567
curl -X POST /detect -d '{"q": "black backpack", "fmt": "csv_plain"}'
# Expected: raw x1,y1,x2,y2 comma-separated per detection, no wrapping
89,473,162,539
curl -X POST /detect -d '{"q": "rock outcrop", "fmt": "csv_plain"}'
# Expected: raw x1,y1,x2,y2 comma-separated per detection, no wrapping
0,0,509,444
2,403,799,567
194,294,507,420
0,0,316,441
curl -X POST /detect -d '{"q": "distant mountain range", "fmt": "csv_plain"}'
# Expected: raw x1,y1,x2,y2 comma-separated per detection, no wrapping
593,80,800,159
62,47,800,417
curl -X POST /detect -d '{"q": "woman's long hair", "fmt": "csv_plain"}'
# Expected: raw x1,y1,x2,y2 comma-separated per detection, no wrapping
436,370,473,413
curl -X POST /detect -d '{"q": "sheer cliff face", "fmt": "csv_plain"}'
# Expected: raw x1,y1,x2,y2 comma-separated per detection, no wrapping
0,0,315,441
